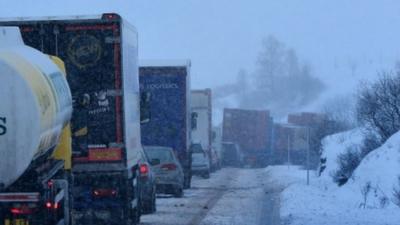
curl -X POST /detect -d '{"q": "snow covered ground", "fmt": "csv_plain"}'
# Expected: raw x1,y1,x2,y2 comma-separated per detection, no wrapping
140,168,270,225
141,157,400,225
278,166,400,225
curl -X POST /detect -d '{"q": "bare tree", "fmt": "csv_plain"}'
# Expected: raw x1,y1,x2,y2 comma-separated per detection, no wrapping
357,71,400,141
252,35,325,118
322,95,357,130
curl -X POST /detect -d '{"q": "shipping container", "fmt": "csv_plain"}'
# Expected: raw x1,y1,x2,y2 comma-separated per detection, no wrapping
222,108,273,167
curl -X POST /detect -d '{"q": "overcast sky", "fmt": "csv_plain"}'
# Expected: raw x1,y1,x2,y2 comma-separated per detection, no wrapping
1,0,400,93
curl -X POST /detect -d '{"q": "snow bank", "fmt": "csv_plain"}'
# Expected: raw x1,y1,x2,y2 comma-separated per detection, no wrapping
319,128,365,183
279,129,400,225
341,131,400,209
278,166,400,225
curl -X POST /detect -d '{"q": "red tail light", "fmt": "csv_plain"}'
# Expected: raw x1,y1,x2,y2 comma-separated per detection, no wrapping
10,207,33,215
92,189,118,197
45,201,52,209
161,163,177,171
140,164,149,176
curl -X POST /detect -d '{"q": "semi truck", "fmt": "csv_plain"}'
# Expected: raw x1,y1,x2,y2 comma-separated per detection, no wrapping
190,89,213,168
0,13,145,225
222,108,273,167
139,60,192,189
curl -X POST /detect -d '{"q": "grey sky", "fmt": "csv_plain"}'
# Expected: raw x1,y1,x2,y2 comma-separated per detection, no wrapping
1,0,400,93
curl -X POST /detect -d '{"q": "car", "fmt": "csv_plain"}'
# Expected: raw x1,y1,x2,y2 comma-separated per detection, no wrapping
143,146,185,198
191,143,211,178
138,151,157,214
221,142,244,167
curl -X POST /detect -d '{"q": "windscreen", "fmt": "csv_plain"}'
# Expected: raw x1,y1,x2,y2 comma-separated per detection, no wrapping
144,147,174,163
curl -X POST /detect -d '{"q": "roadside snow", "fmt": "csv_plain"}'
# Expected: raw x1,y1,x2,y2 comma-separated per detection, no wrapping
319,128,365,184
276,166,400,225
342,131,400,209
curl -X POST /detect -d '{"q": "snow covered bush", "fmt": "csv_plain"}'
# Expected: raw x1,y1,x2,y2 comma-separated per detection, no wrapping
319,128,365,185
332,146,361,186
359,131,381,158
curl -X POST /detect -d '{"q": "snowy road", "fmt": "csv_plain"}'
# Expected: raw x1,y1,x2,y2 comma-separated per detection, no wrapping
140,167,281,225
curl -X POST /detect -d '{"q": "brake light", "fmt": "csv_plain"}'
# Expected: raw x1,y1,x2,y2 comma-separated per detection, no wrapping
161,163,177,171
92,189,118,197
10,208,22,214
10,207,33,215
45,202,52,209
53,202,59,209
140,164,149,175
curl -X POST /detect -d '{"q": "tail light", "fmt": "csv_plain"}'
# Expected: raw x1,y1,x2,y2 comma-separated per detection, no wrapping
92,189,118,197
161,163,177,171
45,201,52,209
139,164,149,176
10,207,33,215
45,201,60,210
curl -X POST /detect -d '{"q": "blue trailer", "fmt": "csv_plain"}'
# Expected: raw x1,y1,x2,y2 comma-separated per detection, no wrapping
139,60,192,189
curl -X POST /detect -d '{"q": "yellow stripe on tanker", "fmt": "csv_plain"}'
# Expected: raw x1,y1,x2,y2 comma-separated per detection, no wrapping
0,27,72,188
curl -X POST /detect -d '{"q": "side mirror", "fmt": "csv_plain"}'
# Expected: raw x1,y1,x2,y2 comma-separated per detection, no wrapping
191,112,198,130
150,158,160,166
140,92,151,124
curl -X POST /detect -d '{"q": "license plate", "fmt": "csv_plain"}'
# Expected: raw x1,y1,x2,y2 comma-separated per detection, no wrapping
88,148,122,161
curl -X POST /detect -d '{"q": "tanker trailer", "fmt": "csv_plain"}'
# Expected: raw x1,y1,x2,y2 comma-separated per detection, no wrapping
0,27,72,225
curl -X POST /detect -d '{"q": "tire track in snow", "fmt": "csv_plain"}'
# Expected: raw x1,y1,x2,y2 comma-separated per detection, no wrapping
259,170,284,225
187,169,239,225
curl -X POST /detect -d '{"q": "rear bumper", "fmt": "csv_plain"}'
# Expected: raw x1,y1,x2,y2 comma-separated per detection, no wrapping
191,165,209,173
156,183,181,194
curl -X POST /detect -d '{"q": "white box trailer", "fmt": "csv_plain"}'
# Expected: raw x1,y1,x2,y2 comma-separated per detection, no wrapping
190,89,213,166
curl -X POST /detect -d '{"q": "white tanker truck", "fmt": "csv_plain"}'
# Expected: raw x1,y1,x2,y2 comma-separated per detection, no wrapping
0,26,73,225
